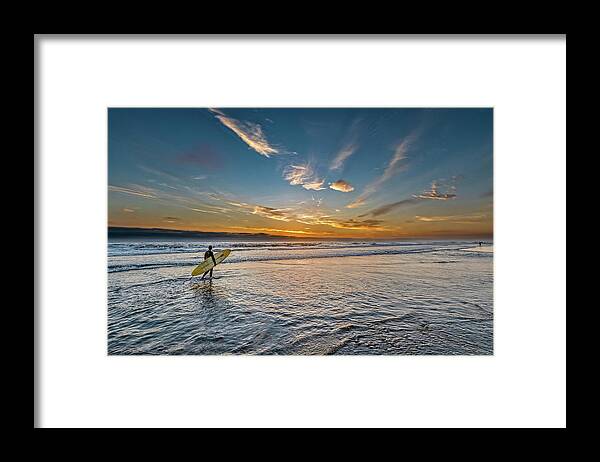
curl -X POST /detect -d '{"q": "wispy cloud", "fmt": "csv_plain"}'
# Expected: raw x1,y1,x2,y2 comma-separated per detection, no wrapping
189,208,221,215
347,130,419,208
413,178,458,200
138,165,181,183
320,217,385,230
108,185,156,198
359,198,419,217
109,183,241,224
302,180,326,191
252,205,294,222
226,200,249,208
330,117,362,171
124,181,387,234
329,180,355,193
209,108,278,157
226,197,386,232
330,143,358,171
294,213,386,231
284,164,326,190
226,201,293,222
346,197,366,209
359,177,461,218
226,226,320,235
415,213,485,224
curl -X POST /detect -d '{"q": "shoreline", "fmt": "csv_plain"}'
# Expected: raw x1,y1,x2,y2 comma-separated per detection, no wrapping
461,246,493,253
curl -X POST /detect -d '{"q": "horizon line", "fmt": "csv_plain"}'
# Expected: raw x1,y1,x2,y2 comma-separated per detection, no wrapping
108,225,493,240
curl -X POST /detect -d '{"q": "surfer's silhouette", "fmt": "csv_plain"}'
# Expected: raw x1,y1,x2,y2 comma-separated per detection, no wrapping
201,245,217,280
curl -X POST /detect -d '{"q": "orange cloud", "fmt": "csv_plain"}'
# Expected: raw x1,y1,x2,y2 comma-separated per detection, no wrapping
329,180,355,192
283,164,326,190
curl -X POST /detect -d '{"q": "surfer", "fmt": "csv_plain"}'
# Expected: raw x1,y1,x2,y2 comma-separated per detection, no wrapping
201,245,218,280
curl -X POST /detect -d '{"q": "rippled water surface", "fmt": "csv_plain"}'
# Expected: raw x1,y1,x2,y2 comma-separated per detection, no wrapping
108,240,493,355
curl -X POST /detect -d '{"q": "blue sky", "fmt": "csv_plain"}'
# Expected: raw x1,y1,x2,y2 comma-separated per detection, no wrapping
108,108,493,238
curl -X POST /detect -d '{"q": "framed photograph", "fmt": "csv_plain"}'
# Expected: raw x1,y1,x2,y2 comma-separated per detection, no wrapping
107,107,494,356
35,34,566,428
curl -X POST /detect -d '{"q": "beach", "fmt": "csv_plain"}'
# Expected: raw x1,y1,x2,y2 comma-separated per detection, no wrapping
108,240,493,355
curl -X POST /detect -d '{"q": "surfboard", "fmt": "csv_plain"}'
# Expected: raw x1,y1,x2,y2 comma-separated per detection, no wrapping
191,249,231,276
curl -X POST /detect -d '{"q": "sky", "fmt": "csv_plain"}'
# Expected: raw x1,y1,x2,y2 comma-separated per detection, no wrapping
108,108,493,239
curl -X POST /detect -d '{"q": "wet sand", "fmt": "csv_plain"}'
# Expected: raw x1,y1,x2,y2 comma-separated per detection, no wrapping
108,243,493,355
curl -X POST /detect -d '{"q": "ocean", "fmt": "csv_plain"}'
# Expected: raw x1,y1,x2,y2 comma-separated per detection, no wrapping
108,239,493,355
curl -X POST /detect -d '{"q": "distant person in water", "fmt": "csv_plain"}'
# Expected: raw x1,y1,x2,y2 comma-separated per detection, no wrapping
201,245,217,280
479,241,483,246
